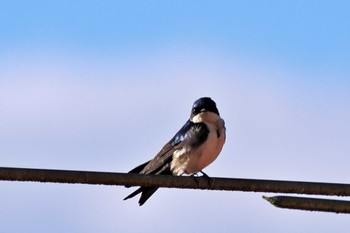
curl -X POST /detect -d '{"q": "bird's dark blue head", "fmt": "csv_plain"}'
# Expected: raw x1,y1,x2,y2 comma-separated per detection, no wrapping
191,97,219,117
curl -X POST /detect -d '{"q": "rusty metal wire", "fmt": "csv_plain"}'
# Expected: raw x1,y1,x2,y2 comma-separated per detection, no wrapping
1,166,350,197
263,195,350,214
2,166,350,213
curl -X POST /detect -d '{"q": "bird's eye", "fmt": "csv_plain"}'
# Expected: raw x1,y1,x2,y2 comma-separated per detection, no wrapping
192,108,201,115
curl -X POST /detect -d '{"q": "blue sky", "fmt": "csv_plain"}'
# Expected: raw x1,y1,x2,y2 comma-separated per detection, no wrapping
1,1,349,68
1,1,350,233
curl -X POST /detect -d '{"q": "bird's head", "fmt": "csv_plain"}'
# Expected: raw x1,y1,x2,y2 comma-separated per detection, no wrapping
190,97,219,121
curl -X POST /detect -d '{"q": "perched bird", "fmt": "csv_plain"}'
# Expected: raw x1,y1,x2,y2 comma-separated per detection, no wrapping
124,97,226,205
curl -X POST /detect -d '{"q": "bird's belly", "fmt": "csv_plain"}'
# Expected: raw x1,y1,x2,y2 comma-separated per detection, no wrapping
185,131,225,174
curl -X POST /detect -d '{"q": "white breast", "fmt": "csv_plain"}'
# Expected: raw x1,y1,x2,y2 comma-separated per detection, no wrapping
185,121,225,174
171,112,226,175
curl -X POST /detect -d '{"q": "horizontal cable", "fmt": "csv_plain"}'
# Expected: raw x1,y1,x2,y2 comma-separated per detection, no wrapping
0,167,350,197
263,195,350,214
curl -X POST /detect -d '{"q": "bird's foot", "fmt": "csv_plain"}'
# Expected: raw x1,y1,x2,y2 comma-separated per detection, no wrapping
191,173,201,186
191,171,212,187
199,170,213,187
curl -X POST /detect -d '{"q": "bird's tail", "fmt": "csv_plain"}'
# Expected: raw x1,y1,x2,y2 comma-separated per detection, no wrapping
124,159,170,205
123,186,159,206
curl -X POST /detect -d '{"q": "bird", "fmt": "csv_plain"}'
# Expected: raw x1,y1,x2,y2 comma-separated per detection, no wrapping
124,97,226,206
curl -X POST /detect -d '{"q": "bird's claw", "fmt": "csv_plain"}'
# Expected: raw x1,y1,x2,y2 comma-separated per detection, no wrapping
191,171,213,187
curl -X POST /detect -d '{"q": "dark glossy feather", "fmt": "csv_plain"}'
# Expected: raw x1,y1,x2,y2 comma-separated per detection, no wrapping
124,120,209,205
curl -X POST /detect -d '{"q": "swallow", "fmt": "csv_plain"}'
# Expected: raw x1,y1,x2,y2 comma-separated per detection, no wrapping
124,97,226,205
